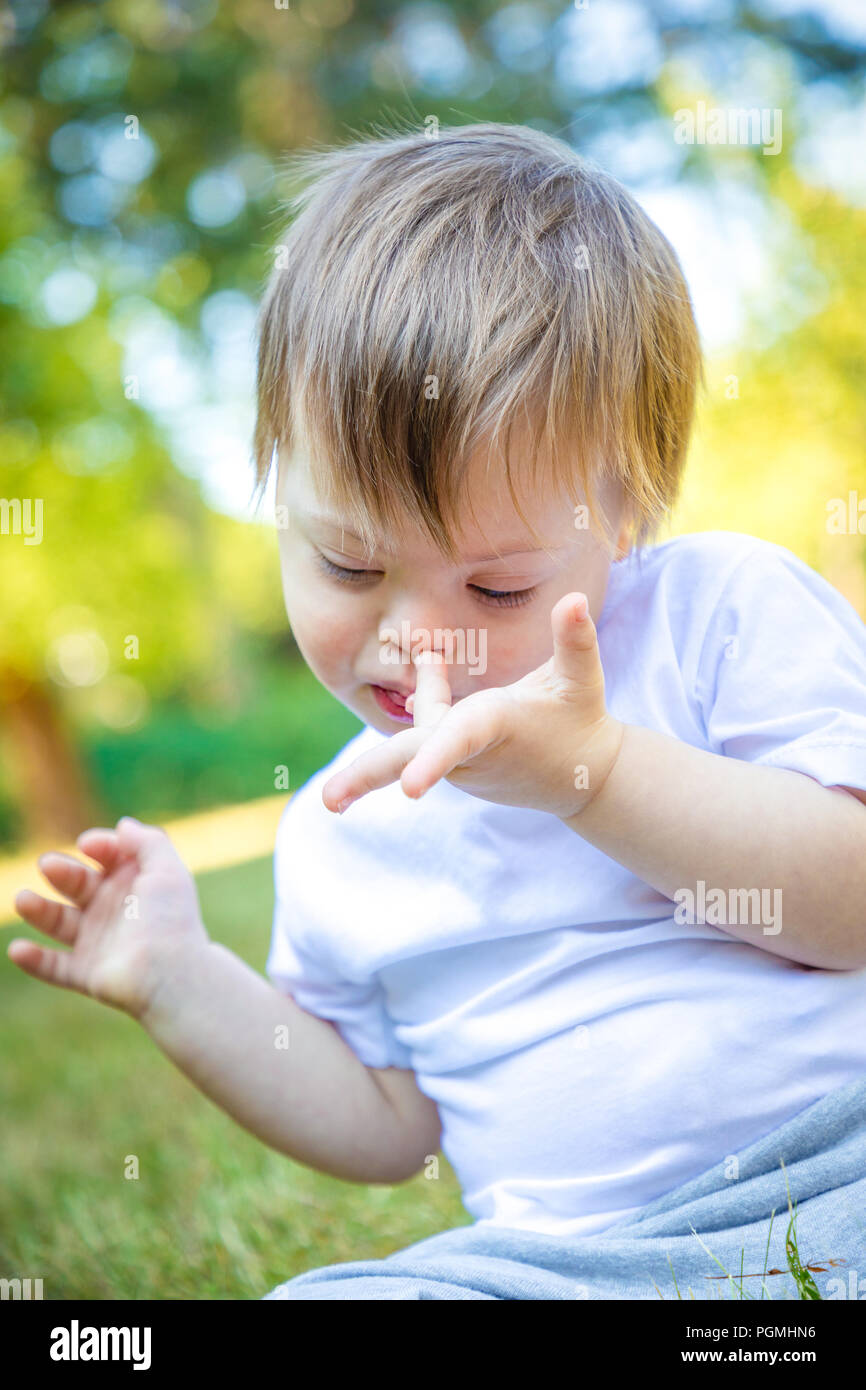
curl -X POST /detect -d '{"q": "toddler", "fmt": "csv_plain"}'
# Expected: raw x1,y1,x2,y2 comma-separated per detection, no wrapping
10,123,866,1301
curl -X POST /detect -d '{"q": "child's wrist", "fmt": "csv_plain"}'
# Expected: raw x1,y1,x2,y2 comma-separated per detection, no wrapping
562,715,627,824
136,933,214,1033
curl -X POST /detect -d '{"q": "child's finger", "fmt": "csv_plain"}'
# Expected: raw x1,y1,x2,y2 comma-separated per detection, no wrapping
410,649,452,727
114,816,182,869
37,851,104,907
75,827,122,871
550,592,603,689
322,728,424,812
12,888,81,947
6,935,81,993
400,703,498,799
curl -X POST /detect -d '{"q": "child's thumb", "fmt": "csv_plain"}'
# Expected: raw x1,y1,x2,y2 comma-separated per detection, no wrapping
115,816,180,870
550,593,601,685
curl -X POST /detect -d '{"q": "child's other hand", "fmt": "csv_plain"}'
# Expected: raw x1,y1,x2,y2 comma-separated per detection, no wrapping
322,592,626,821
8,817,210,1021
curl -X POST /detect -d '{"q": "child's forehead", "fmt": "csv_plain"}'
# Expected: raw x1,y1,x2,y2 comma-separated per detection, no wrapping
294,504,566,565
279,446,573,562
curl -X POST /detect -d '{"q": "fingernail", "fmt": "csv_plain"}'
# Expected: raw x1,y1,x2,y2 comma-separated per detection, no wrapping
336,797,352,814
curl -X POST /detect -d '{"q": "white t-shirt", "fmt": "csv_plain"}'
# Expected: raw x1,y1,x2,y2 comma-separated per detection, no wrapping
265,530,866,1237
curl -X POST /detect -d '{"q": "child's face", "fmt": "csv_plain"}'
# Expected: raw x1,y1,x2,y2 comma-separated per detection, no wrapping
275,434,629,736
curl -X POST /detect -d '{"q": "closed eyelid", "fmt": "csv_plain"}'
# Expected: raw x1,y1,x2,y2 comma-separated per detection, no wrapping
326,558,543,585
315,538,381,567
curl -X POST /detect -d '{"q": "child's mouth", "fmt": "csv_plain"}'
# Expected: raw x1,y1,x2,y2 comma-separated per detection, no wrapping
370,684,414,723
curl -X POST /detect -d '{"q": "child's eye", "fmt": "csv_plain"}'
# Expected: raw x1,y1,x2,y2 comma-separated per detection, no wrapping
469,584,538,609
315,551,379,584
315,550,537,607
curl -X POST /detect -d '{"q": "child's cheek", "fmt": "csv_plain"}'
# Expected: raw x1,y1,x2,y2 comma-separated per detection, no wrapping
484,624,552,687
287,602,361,693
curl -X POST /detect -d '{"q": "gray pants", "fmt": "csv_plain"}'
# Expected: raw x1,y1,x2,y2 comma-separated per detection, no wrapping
263,1075,866,1300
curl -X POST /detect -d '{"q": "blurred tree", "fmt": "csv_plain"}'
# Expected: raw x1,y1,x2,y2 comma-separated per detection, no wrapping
670,138,866,614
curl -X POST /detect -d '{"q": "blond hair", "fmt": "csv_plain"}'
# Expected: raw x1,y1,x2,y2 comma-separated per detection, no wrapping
253,121,704,562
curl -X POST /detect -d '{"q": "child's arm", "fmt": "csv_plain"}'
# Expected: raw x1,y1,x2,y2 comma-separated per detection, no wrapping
560,723,866,970
9,817,440,1185
138,939,440,1183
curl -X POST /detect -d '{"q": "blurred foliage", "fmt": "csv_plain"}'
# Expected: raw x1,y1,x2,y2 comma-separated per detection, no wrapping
678,167,866,594
0,0,864,846
83,654,363,827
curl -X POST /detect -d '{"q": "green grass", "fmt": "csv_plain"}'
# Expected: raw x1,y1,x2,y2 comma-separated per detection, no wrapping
0,855,468,1300
657,1188,823,1301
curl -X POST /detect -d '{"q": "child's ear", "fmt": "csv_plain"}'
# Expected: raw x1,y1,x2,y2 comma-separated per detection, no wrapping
599,477,633,561
613,511,632,561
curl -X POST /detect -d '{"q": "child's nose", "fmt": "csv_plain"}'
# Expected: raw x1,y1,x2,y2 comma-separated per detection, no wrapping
378,603,450,665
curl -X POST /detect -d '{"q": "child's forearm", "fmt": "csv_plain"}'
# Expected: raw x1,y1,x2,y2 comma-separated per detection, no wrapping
562,723,866,969
138,939,426,1183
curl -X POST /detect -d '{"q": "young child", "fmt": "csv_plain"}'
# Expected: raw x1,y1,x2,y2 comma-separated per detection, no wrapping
10,123,866,1302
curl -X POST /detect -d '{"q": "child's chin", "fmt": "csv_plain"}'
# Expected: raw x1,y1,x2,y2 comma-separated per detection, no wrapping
367,712,411,736
343,693,407,736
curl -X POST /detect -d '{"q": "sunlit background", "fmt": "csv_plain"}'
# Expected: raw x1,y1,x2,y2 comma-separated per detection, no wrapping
1,0,865,853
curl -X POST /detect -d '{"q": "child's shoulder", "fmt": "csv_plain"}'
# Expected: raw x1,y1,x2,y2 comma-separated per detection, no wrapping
620,529,822,609
630,528,792,576
601,529,850,660
623,529,866,678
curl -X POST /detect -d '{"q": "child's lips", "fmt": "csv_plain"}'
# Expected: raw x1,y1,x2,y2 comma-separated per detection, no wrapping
370,683,414,721
369,680,466,706
375,683,412,700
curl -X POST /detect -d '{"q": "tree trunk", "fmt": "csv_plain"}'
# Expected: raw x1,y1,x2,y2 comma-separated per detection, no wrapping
0,669,96,847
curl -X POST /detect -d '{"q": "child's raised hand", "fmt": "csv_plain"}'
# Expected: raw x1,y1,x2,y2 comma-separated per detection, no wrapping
8,816,209,1021
322,592,626,821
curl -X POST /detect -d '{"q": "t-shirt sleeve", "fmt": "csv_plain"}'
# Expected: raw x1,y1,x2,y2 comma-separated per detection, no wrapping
694,542,866,793
265,797,414,1071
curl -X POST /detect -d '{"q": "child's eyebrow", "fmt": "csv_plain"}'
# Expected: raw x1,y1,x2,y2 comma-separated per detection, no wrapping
297,510,564,563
